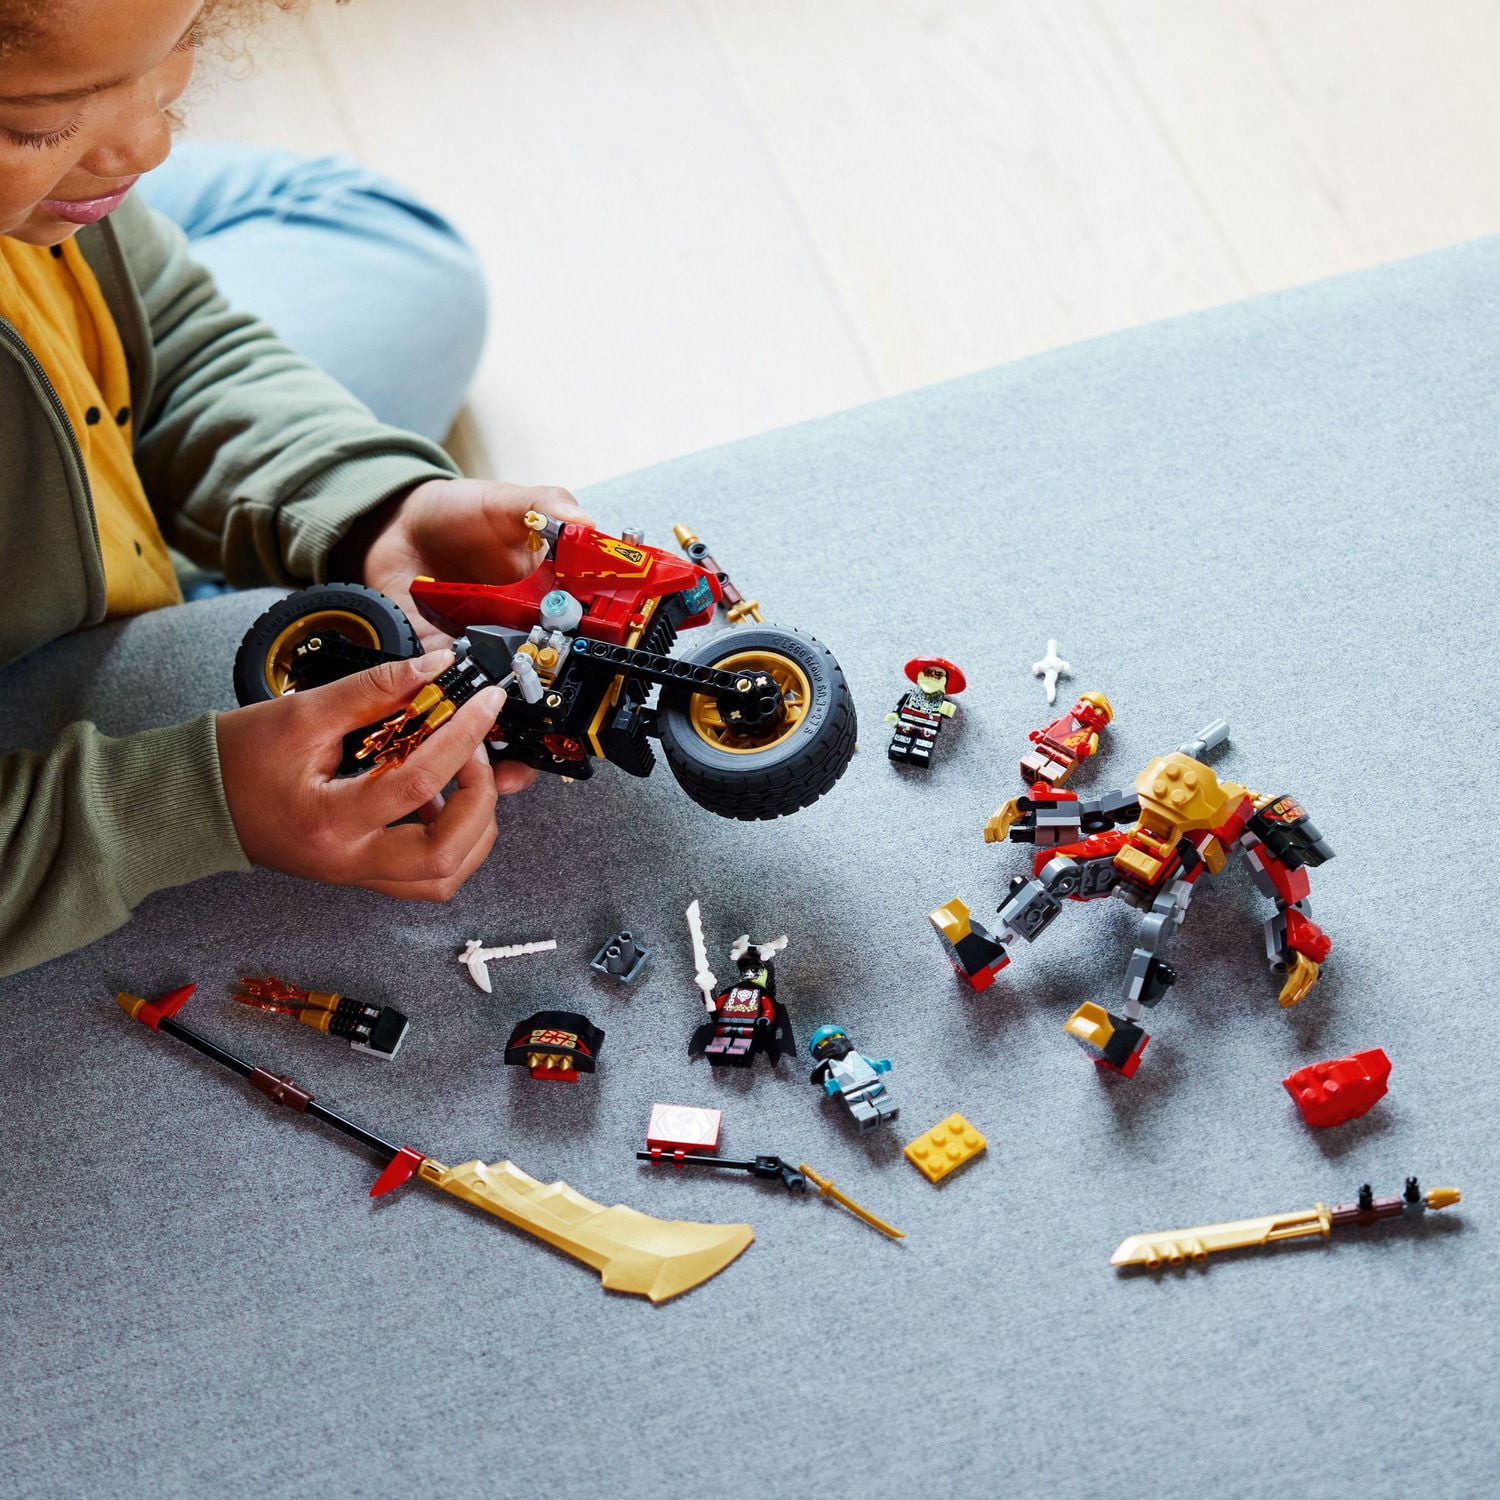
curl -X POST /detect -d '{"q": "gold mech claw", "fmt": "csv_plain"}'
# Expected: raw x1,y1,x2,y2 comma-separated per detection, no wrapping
984,797,1023,843
1278,952,1320,1009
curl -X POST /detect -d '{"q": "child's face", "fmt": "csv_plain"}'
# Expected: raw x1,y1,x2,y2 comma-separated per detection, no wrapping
0,0,201,245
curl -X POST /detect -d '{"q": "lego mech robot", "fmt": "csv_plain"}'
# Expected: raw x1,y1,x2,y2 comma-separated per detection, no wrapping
931,717,1334,1077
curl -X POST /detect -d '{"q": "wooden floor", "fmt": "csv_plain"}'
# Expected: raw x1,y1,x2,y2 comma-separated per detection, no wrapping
187,0,1500,486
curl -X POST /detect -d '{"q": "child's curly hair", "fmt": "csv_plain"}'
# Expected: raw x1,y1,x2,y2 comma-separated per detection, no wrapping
0,2,343,60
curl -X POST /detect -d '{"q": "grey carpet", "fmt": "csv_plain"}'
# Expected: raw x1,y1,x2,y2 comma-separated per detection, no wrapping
2,237,1497,1499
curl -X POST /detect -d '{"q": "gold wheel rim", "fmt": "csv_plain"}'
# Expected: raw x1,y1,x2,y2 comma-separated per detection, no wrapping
264,609,382,696
687,649,811,755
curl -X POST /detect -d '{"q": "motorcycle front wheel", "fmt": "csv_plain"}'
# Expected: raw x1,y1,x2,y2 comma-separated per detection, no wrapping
655,626,857,820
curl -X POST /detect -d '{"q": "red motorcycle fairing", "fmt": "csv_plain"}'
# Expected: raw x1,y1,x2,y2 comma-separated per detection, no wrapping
410,524,722,644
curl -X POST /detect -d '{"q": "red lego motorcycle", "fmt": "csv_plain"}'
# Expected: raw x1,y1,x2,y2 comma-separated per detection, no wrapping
233,512,857,821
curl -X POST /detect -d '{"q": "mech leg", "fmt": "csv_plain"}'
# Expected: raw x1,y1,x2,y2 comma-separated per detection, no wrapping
929,899,1012,990
930,852,1095,992
1064,880,1193,1078
1241,827,1332,1008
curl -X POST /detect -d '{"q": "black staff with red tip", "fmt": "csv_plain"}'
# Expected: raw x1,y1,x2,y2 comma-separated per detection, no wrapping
116,984,407,1160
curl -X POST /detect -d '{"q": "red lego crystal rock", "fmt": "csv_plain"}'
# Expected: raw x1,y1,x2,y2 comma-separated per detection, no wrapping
1283,1048,1391,1128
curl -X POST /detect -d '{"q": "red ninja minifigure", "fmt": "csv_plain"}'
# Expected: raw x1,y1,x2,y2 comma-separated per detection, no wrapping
1020,690,1113,788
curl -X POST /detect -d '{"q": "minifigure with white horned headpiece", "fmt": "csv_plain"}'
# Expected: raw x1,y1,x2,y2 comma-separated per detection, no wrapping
685,900,796,1069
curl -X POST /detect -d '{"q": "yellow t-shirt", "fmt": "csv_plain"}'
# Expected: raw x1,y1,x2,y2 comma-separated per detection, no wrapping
0,235,181,618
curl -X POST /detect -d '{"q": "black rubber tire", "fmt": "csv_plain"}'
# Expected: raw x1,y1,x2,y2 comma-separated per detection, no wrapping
657,625,857,820
233,584,419,706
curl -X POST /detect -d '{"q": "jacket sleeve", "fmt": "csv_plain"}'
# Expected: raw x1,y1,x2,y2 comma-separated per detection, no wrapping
0,714,250,978
111,192,460,586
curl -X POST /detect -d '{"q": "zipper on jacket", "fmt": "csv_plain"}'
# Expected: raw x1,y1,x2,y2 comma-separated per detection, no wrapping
0,315,100,556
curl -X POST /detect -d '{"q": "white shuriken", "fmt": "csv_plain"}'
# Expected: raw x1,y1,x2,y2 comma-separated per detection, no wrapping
460,937,558,994
1031,639,1072,705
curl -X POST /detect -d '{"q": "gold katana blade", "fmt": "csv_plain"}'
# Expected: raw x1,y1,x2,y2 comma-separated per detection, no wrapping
1111,1205,1332,1268
799,1162,905,1241
419,1158,753,1302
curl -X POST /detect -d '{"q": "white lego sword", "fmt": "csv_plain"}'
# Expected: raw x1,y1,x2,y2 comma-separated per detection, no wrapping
1031,638,1072,705
685,900,718,1014
460,938,557,994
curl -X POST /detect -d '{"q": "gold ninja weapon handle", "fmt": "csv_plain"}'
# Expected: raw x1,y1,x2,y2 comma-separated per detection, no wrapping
115,988,752,1303
1110,1177,1462,1268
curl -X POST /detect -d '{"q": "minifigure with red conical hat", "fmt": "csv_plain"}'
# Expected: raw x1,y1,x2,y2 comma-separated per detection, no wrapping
886,656,966,769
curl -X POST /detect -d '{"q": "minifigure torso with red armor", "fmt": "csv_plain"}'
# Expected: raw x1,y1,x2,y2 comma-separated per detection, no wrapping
717,980,775,1024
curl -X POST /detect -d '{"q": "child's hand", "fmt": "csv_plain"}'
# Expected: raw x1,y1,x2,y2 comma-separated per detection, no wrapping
216,650,505,901
348,478,595,652
335,478,594,797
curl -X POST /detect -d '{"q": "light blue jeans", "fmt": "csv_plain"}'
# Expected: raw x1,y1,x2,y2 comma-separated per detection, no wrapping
139,140,488,443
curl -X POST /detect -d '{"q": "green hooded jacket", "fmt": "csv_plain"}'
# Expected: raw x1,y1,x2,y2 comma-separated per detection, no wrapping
0,190,459,977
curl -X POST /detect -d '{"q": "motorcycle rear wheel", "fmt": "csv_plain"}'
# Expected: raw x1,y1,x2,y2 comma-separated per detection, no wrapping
233,585,419,705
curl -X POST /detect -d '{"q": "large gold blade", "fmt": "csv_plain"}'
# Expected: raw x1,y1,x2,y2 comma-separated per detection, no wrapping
1111,1205,1331,1268
420,1159,753,1302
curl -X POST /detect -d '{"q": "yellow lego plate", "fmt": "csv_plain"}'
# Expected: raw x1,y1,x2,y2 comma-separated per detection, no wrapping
903,1113,987,1184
